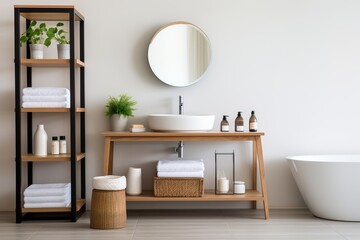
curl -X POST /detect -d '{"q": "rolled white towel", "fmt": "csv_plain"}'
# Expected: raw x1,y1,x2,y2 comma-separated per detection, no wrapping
24,194,70,203
157,171,204,178
157,159,204,172
22,101,70,108
22,95,69,102
24,202,71,208
26,183,70,189
23,87,70,96
24,187,70,197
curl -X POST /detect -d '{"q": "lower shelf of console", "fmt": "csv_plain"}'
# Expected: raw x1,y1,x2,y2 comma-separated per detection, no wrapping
126,190,263,202
22,199,85,213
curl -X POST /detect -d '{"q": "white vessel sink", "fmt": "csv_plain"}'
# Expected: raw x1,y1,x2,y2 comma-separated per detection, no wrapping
148,114,215,132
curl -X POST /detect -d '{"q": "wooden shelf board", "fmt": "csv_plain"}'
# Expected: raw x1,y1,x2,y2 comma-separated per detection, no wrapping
126,190,263,202
20,59,85,68
15,5,84,21
21,108,85,113
22,199,85,213
101,131,264,142
22,153,85,162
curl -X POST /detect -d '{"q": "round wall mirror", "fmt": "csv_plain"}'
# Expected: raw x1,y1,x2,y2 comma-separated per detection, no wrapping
148,22,211,87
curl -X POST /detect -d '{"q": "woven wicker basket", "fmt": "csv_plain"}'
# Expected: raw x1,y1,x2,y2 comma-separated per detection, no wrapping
153,177,204,197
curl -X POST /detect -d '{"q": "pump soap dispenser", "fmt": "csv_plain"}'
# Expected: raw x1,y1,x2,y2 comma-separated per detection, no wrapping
235,112,244,132
220,115,230,132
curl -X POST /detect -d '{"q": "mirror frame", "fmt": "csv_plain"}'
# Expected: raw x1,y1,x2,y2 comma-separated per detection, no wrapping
148,21,212,87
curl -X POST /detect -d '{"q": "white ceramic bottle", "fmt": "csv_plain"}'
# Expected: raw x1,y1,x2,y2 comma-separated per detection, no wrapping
51,136,59,155
34,124,48,156
59,136,67,154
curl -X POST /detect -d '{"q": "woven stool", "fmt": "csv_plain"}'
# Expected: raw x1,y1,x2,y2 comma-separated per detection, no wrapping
90,175,126,229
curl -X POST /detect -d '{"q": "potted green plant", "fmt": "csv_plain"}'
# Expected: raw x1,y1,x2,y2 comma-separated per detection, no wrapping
47,22,70,59
105,94,137,131
20,20,51,59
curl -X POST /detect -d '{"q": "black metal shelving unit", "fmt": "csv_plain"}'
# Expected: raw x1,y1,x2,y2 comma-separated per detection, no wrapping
14,5,86,223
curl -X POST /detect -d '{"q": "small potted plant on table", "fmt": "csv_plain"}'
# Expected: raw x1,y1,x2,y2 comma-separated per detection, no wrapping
20,20,51,59
105,94,137,131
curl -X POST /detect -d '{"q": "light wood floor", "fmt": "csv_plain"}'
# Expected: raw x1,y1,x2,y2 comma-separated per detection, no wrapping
1,209,359,240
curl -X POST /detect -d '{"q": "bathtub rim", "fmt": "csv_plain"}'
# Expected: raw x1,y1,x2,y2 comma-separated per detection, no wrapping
286,154,360,163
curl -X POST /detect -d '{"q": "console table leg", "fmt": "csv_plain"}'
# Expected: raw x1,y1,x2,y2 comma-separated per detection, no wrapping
252,140,258,209
103,137,112,175
255,136,270,219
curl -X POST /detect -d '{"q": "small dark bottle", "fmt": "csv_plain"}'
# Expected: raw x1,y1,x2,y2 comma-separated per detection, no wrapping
235,112,244,132
249,111,258,132
220,115,230,132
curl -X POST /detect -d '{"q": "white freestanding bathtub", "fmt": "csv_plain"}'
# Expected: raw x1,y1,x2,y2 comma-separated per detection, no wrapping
287,155,360,221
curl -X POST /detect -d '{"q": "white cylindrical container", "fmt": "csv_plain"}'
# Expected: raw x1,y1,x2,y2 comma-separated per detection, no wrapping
217,177,229,193
234,181,246,194
57,44,70,59
51,136,59,155
59,136,67,154
34,124,48,156
30,44,44,59
126,167,142,195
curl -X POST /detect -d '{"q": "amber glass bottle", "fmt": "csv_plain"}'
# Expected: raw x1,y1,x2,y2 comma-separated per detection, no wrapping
220,115,230,132
249,111,258,132
235,112,244,132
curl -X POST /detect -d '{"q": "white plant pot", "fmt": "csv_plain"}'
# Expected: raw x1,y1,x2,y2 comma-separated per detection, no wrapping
110,115,128,131
57,44,70,59
30,44,44,59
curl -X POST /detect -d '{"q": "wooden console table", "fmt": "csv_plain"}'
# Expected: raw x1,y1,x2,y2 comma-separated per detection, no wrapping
101,131,269,219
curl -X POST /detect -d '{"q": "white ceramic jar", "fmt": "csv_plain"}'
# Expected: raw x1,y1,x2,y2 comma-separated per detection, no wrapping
234,181,245,194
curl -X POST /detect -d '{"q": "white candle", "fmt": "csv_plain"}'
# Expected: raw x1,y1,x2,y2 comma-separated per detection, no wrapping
218,177,229,193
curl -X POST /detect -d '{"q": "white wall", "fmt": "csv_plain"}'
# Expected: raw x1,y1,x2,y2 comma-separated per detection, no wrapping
1,0,360,211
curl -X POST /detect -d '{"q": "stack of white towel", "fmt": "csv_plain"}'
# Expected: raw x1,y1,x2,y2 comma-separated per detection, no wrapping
157,159,205,178
22,87,70,108
23,183,71,208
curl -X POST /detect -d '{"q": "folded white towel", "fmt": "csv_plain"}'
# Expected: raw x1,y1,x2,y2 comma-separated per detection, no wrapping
24,194,70,203
23,95,69,102
157,159,205,172
24,187,70,197
24,202,71,208
157,171,204,178
22,101,70,108
26,183,70,189
23,87,70,96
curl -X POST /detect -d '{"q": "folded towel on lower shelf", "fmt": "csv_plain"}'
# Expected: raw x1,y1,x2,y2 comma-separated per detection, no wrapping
24,194,70,203
157,171,204,178
26,183,70,189
23,87,70,96
24,186,70,197
24,202,71,208
22,95,69,102
22,101,70,108
157,159,205,172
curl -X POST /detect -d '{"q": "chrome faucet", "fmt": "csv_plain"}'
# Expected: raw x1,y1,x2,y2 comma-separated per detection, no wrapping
179,95,184,115
176,95,184,158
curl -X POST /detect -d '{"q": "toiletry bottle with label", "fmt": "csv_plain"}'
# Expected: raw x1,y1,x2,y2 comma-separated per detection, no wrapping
51,136,59,154
235,112,244,132
249,111,258,132
59,136,67,154
220,115,230,132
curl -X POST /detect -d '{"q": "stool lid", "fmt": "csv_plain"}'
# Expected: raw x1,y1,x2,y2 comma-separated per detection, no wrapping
93,175,126,190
